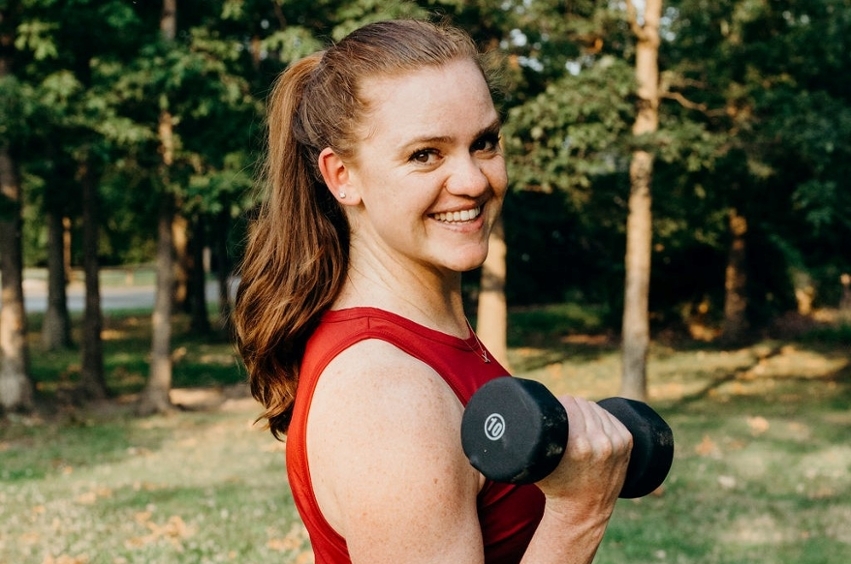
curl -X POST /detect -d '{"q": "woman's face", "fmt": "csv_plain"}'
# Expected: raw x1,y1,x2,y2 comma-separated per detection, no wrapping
338,57,508,276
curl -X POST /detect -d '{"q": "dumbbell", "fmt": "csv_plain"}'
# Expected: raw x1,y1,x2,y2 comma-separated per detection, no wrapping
461,377,674,498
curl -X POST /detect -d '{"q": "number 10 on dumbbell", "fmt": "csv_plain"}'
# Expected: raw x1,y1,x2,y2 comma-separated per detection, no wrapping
461,377,674,498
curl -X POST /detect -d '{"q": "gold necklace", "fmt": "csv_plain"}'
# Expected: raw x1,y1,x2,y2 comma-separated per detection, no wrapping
465,319,491,363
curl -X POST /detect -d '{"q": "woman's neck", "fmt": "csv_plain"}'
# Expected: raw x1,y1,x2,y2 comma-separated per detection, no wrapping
334,251,468,337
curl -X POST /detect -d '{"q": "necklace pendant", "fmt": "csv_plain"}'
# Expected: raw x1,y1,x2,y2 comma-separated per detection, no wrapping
464,318,491,363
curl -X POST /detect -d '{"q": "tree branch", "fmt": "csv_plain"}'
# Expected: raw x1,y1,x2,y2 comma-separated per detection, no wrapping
272,0,287,30
625,0,648,42
660,91,728,117
661,91,707,112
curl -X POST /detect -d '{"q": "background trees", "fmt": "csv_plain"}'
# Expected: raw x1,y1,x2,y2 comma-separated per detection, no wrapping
1,0,848,412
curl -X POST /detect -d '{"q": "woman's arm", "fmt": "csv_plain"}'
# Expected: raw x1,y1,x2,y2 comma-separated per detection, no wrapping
307,340,630,564
307,339,486,563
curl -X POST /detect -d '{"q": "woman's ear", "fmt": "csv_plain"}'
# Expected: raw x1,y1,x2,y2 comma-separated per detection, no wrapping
318,147,361,205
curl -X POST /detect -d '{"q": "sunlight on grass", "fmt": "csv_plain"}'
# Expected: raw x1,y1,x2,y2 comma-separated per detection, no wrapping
514,311,851,564
2,307,850,563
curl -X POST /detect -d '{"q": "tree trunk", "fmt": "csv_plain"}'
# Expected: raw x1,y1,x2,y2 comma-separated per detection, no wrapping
0,147,33,412
214,209,232,326
0,8,33,412
79,159,108,400
841,275,851,308
64,216,73,283
721,207,749,344
172,212,189,311
160,0,176,39
188,215,211,334
138,195,176,414
620,0,662,401
476,214,510,370
41,201,72,351
138,0,178,415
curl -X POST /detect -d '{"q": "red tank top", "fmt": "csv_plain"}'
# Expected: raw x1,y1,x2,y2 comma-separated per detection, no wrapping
286,308,545,563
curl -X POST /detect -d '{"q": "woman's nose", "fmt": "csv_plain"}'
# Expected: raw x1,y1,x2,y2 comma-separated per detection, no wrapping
444,155,490,196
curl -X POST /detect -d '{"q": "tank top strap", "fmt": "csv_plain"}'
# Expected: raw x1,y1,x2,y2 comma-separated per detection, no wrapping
300,307,510,404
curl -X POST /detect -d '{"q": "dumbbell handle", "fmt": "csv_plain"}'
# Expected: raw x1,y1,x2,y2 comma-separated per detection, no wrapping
461,377,674,498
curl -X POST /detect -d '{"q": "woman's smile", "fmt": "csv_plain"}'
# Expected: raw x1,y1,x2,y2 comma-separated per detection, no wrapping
431,205,483,224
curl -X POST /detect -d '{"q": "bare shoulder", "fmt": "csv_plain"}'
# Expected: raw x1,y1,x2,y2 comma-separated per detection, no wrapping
306,339,484,564
314,338,458,412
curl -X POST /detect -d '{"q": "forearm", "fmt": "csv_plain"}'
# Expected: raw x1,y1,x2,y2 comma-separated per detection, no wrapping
520,503,612,564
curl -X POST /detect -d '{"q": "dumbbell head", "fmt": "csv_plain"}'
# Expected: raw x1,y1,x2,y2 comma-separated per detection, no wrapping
596,397,674,498
462,377,675,498
461,377,569,484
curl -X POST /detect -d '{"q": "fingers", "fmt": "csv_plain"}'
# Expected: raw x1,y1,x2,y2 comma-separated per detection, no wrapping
561,396,633,462
536,396,632,505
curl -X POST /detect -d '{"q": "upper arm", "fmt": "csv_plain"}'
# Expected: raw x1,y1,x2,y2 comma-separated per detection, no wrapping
306,339,485,564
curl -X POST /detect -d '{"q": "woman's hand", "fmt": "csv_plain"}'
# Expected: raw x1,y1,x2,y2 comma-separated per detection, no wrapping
535,396,633,519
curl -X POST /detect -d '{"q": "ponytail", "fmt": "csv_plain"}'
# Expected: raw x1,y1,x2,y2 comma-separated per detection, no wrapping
234,53,349,439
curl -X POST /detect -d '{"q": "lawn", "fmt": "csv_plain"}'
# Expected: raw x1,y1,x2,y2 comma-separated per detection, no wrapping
1,306,849,563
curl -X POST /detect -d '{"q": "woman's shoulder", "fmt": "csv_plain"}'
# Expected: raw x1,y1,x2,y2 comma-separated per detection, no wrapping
312,338,462,428
305,339,484,559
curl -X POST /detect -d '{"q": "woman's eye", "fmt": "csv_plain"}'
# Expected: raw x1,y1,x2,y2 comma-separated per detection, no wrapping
473,133,501,153
410,149,439,164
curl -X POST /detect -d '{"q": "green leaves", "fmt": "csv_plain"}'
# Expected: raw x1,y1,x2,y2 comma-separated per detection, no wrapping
2,0,849,314
14,19,58,59
261,27,324,64
504,57,634,201
0,75,29,141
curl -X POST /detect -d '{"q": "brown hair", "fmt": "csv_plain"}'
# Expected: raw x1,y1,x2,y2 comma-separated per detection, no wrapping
233,19,495,439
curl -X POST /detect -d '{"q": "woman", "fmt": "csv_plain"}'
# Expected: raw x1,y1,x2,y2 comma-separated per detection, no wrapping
233,19,631,564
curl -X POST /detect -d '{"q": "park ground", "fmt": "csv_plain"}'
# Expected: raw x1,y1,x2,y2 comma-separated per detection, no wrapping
0,303,849,563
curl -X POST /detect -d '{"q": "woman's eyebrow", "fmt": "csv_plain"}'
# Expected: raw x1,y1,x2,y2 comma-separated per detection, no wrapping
477,118,503,137
402,118,503,149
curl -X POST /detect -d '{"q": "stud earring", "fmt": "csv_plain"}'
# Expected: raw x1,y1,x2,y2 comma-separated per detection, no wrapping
339,192,347,199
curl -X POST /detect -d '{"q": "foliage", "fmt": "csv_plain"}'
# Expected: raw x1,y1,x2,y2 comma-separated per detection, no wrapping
3,0,849,321
662,0,851,316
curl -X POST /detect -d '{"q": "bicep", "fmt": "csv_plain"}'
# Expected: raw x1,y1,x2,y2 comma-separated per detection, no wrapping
307,342,486,564
338,417,485,563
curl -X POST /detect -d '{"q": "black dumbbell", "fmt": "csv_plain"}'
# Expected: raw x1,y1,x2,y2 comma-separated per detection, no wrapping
461,377,674,498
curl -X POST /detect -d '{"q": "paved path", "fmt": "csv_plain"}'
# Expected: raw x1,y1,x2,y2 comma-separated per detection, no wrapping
14,279,236,313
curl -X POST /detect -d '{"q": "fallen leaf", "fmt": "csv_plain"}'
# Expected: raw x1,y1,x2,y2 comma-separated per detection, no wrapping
747,416,770,436
717,475,737,489
695,435,721,457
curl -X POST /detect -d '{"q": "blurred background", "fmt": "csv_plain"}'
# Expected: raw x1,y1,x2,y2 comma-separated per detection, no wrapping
0,1,849,563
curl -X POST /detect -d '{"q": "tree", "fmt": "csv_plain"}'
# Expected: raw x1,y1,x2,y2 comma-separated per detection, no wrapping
40,157,72,351
186,215,211,334
0,2,34,412
476,215,510,369
620,0,662,401
721,207,748,342
663,0,851,333
501,16,635,305
78,156,108,399
138,0,178,415
0,149,33,412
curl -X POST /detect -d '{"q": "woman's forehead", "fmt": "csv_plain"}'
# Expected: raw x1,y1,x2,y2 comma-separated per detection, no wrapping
355,59,495,142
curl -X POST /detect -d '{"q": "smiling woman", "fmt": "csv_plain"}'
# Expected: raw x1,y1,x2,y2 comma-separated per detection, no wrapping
319,57,507,277
232,19,631,564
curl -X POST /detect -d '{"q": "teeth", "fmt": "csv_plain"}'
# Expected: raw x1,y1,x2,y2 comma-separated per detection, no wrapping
434,206,482,223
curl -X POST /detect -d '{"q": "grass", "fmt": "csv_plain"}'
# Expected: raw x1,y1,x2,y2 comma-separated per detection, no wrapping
1,305,850,563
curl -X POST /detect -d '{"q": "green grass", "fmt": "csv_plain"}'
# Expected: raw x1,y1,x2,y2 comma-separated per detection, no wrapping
27,311,245,400
2,306,850,563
